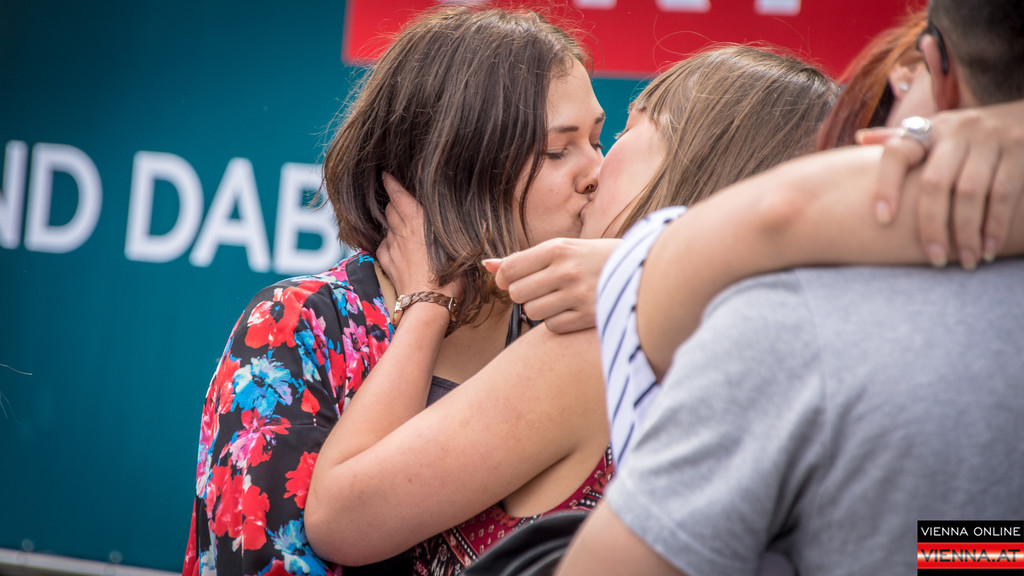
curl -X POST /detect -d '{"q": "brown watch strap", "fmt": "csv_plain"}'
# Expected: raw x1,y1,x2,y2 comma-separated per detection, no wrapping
393,291,460,334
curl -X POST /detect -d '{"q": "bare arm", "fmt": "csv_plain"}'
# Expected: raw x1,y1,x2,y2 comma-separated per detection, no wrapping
306,324,606,565
638,145,1024,377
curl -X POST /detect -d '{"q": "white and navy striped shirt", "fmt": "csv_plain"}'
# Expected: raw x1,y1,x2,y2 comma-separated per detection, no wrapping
597,206,686,466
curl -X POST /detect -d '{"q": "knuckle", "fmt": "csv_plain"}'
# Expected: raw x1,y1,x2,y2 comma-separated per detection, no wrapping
918,173,947,196
549,237,572,256
988,180,1014,208
955,184,984,203
507,283,521,302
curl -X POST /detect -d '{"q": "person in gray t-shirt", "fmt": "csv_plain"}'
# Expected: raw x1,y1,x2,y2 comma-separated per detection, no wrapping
609,263,1024,575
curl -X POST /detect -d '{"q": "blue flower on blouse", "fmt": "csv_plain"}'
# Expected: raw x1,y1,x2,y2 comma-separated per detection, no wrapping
271,520,330,576
294,328,320,384
233,354,296,415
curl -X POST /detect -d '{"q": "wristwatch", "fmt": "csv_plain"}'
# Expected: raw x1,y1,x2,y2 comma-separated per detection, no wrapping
393,291,460,333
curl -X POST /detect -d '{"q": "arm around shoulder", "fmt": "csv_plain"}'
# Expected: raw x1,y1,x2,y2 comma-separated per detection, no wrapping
637,145,1024,376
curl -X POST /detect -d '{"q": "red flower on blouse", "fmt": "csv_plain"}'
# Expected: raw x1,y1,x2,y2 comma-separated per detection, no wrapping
284,451,318,509
363,297,389,330
300,387,319,415
213,356,240,414
208,468,271,552
245,287,305,349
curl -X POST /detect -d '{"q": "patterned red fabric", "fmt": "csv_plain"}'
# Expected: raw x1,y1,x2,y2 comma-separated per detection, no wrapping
183,249,614,576
411,448,615,576
184,252,388,576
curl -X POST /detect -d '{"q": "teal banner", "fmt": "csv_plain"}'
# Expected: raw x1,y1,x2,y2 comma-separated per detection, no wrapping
0,1,636,571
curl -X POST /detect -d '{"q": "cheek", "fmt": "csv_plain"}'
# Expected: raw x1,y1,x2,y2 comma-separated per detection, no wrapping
520,174,581,244
594,151,635,217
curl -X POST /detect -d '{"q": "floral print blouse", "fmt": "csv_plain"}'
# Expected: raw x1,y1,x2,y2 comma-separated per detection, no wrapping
184,252,391,576
183,250,613,576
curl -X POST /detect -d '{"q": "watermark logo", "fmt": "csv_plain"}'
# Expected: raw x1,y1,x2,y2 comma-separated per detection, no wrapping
918,521,1024,574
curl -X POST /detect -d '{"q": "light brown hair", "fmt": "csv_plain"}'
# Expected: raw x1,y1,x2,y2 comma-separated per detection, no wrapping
323,5,588,324
616,45,838,236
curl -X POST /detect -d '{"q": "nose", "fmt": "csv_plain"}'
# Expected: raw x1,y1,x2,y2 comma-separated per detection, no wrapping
576,146,602,195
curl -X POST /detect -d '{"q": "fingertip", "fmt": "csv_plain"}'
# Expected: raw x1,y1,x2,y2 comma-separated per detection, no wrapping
925,243,949,268
983,237,999,263
482,258,502,273
959,249,978,271
381,173,396,197
855,127,899,146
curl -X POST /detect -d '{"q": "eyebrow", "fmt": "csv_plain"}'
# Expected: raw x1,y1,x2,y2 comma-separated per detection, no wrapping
548,113,606,134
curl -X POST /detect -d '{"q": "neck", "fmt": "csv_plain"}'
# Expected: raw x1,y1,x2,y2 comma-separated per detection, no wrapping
434,301,513,383
375,263,514,384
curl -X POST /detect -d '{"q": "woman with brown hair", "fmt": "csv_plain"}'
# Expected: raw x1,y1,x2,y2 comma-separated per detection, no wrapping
186,5,604,575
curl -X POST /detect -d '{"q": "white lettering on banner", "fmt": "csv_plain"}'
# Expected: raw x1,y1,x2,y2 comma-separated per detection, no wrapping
656,0,711,13
0,140,28,249
755,0,801,15
524,0,802,14
189,157,271,272
3,140,343,275
274,162,343,275
126,151,203,262
573,0,616,9
25,142,102,253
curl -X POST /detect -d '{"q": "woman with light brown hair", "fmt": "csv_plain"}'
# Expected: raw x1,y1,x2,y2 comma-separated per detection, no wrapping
592,45,837,240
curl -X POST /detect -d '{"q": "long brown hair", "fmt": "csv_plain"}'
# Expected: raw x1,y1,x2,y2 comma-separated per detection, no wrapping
815,9,927,150
616,45,838,236
323,5,588,324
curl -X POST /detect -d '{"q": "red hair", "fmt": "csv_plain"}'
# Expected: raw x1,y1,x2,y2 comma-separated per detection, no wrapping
816,8,928,150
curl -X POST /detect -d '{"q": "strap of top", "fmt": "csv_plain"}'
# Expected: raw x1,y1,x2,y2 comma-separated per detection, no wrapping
505,302,541,347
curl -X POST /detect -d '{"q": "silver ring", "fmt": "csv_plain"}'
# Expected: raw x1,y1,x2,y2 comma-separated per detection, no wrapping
898,116,933,149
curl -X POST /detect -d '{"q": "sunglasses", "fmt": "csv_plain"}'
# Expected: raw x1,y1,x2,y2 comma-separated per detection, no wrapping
918,20,950,75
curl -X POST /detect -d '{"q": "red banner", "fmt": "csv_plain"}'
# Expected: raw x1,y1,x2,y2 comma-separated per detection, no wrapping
342,0,922,78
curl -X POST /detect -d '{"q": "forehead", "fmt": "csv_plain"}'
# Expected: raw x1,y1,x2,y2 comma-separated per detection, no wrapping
546,59,602,125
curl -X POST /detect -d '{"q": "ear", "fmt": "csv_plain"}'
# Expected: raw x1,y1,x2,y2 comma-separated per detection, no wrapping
920,34,959,110
887,63,917,101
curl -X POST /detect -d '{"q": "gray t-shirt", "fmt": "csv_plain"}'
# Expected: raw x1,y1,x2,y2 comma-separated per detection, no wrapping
608,261,1024,576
